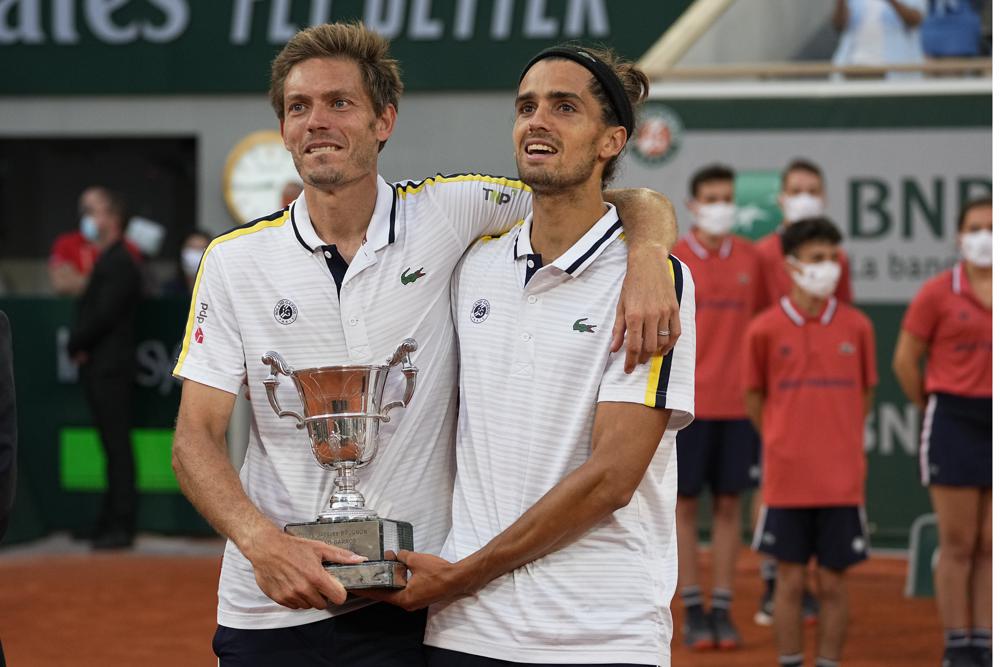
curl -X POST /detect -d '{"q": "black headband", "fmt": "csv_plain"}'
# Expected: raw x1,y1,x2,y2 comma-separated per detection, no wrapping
519,46,634,139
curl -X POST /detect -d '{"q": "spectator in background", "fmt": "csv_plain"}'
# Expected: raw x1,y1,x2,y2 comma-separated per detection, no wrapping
757,160,853,306
164,230,211,296
922,0,985,58
893,198,991,667
49,187,142,296
744,218,877,667
832,0,927,79
49,187,104,296
67,189,143,550
673,164,768,651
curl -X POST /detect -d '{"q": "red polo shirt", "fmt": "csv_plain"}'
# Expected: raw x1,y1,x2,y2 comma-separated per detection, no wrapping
901,264,992,398
674,233,769,418
743,297,877,507
49,232,142,274
755,232,853,305
49,231,98,274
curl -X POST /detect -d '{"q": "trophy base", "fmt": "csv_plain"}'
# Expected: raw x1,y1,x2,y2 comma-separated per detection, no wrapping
324,560,408,589
285,516,413,589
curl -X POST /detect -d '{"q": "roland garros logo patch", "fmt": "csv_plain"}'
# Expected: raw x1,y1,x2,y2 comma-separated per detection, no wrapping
470,299,490,323
273,299,298,325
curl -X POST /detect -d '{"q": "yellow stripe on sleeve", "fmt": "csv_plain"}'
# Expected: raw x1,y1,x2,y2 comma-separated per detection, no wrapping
643,257,677,407
172,212,290,376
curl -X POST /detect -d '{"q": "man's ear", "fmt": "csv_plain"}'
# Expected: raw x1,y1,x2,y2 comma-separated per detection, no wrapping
375,103,397,144
600,125,628,161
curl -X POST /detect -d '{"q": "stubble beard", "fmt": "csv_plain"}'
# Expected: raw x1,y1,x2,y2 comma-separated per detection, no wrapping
516,149,599,196
297,147,375,191
294,123,379,191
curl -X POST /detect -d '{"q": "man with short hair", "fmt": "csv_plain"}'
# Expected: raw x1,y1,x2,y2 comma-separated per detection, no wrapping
171,22,681,666
744,217,877,667
67,188,143,549
756,160,853,306
673,163,768,651
364,45,696,667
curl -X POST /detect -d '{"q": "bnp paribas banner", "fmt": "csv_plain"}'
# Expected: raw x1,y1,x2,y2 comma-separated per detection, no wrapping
625,93,992,303
1,0,691,94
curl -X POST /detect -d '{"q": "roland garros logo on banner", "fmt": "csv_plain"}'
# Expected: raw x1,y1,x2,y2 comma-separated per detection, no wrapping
630,103,684,166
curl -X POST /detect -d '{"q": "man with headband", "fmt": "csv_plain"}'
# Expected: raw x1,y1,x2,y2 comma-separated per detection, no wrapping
363,45,695,667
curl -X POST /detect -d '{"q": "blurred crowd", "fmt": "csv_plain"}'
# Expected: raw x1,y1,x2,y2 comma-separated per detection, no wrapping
832,0,991,75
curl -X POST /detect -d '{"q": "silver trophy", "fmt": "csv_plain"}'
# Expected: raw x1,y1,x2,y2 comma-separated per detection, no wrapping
261,339,418,588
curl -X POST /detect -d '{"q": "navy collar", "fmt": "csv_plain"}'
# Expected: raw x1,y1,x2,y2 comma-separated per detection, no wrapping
291,176,397,253
513,204,623,277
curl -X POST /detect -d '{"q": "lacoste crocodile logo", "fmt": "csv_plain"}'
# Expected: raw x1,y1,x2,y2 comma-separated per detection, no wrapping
573,318,597,333
401,267,426,285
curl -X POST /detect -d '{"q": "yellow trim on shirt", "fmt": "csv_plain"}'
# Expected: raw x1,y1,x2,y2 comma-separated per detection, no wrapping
173,212,290,376
479,219,525,243
395,173,531,199
643,258,677,407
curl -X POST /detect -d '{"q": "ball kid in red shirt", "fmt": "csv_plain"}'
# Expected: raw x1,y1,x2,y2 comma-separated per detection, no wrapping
743,217,877,667
673,164,768,651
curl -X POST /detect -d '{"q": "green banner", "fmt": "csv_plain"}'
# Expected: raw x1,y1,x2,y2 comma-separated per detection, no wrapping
2,0,690,94
1,297,211,542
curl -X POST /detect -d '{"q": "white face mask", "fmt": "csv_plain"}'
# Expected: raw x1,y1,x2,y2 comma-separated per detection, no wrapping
782,193,824,223
181,247,205,278
694,202,737,236
959,229,992,267
787,257,842,298
80,215,99,242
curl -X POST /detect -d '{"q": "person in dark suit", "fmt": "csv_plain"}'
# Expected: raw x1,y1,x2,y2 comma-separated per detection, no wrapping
67,188,143,549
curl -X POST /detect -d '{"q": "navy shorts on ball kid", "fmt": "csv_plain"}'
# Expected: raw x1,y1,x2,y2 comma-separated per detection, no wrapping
213,603,427,667
920,392,992,488
675,418,760,497
752,506,869,571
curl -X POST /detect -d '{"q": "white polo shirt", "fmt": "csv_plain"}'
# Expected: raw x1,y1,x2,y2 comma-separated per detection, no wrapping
173,173,531,629
424,205,696,666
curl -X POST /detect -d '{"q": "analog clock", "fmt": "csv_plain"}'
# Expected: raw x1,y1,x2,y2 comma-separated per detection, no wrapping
222,130,302,224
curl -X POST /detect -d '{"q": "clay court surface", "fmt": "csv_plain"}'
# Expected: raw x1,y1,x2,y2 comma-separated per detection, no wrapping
0,539,940,666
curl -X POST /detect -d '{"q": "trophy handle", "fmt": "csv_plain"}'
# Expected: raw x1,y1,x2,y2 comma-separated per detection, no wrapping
380,339,419,417
261,351,305,429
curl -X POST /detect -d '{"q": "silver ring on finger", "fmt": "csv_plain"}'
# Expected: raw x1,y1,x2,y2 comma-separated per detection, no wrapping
657,330,671,337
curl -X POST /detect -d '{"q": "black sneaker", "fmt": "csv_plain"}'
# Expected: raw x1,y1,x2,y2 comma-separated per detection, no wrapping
683,606,714,650
710,607,741,650
92,528,134,551
753,588,774,626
